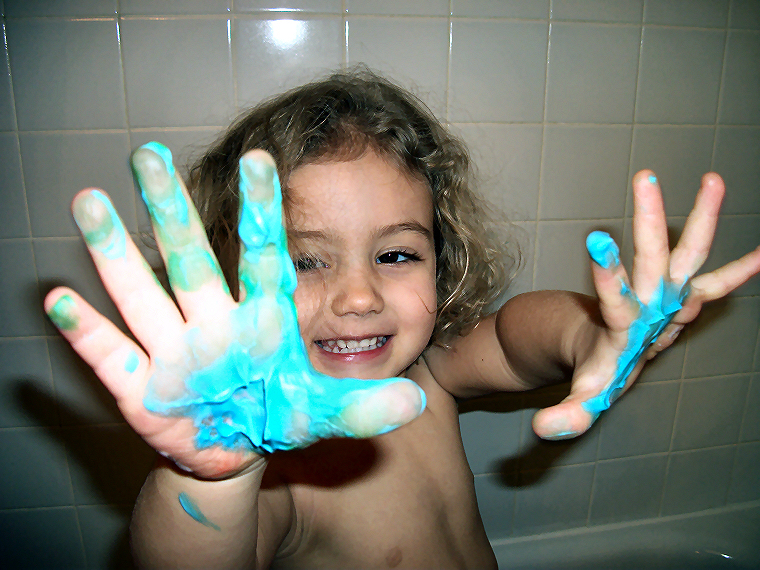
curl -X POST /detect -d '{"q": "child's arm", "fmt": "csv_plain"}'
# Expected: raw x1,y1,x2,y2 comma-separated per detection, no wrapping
428,171,760,439
45,145,425,568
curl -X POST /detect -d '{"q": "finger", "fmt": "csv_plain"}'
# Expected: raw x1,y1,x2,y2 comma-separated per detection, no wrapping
669,172,725,284
72,188,185,352
631,171,670,304
44,287,149,404
132,142,235,321
237,150,297,302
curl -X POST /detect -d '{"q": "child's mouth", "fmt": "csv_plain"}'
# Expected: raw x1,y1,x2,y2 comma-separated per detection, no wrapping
316,336,389,354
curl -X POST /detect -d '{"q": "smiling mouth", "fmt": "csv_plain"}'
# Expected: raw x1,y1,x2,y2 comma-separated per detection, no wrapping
316,336,389,354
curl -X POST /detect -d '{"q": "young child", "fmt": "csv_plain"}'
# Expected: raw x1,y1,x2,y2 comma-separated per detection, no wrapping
44,69,760,569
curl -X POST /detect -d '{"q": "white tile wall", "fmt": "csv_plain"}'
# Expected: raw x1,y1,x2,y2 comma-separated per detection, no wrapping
0,1,758,567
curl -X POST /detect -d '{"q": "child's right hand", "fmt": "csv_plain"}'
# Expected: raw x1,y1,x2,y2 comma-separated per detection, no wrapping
44,144,426,480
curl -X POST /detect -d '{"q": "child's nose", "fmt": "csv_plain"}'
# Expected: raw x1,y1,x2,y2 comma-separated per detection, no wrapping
330,266,384,317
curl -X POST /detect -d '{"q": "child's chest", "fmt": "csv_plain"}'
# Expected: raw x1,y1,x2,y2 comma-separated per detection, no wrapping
275,387,497,569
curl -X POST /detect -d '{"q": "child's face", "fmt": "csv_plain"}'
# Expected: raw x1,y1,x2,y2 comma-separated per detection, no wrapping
286,149,437,380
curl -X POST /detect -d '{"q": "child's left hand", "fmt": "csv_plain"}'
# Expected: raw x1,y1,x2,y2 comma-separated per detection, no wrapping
532,170,760,440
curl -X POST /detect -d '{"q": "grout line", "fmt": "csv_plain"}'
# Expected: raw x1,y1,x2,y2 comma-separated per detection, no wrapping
622,19,645,223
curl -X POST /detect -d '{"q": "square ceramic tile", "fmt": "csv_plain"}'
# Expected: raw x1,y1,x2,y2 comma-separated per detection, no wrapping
546,23,639,123
589,454,668,524
449,20,548,122
347,0,450,16
513,463,595,535
534,219,624,295
519,389,601,470
552,0,644,23
719,31,760,125
0,507,86,570
473,473,516,540
635,27,724,124
6,18,126,131
0,133,29,238
740,374,760,441
235,17,344,108
730,0,760,29
34,238,128,336
63,424,155,505
452,124,542,221
21,132,135,239
0,37,15,132
47,336,125,425
348,17,449,118
644,0,730,27
597,380,680,459
0,427,74,508
121,0,231,14
451,0,549,18
460,407,522,475
236,0,343,12
77,504,135,570
699,216,760,296
504,221,535,299
672,374,750,450
662,446,734,515
0,239,47,337
684,297,760,378
630,126,715,216
540,125,631,219
713,127,760,214
4,0,117,16
0,338,58,428
120,18,234,128
727,441,760,503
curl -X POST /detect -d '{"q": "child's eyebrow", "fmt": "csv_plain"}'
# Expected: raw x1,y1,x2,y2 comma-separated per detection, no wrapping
377,221,433,242
289,229,332,242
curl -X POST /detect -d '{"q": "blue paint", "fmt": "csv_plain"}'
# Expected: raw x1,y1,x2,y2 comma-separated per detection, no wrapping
135,142,190,236
582,272,689,416
586,231,620,269
178,492,221,531
142,151,426,454
125,350,139,373
648,174,658,185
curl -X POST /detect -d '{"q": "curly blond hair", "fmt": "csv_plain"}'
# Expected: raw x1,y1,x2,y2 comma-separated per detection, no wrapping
189,67,520,347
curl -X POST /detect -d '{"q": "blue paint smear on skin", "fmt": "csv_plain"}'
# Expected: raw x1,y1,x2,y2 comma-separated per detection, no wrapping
582,232,689,416
142,153,426,454
137,142,189,229
586,231,620,269
648,174,658,185
125,350,139,373
89,189,127,259
178,492,221,531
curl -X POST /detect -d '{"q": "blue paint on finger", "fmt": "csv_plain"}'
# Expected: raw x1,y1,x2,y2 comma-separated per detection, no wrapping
178,492,221,531
586,231,620,269
125,350,139,373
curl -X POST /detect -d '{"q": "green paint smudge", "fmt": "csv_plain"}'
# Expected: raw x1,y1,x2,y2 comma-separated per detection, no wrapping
167,248,225,293
48,295,79,331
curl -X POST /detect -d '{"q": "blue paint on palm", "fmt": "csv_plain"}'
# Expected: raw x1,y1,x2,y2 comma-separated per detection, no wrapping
582,232,688,415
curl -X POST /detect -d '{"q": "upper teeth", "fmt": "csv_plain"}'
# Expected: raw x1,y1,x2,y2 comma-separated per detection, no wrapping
319,337,387,354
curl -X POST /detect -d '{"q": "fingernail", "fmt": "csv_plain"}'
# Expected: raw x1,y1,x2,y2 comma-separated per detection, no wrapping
73,190,127,259
239,157,276,204
586,231,620,269
133,142,181,210
48,294,79,331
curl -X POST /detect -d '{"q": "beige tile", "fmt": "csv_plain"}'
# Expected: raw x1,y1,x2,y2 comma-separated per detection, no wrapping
452,0,549,18
546,23,639,123
535,219,623,295
590,454,668,524
672,374,750,450
540,125,631,220
552,0,643,23
727,441,760,502
450,20,548,122
77,505,135,570
0,239,47,337
347,0,449,15
0,338,58,428
740,374,760,442
120,18,234,127
460,408,521,475
348,17,449,118
235,17,344,109
0,39,15,131
0,508,85,570
719,31,760,125
684,296,760,378
713,127,760,215
644,0,730,27
121,0,231,14
730,0,760,29
662,446,734,515
473,473,516,539
6,18,126,130
635,27,724,124
5,0,116,16
597,381,680,459
453,123,542,221
0,133,28,239
236,0,342,12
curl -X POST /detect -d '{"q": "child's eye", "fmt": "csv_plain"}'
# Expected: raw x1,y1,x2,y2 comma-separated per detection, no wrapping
294,256,327,272
376,251,421,264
